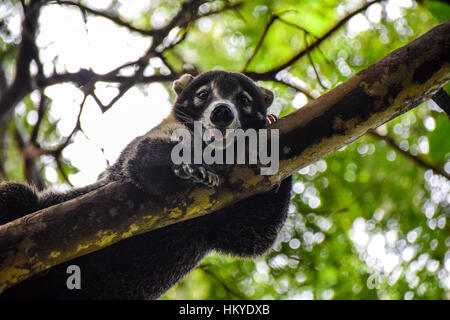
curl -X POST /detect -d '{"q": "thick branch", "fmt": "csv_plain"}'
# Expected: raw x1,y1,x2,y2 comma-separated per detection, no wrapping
0,22,449,293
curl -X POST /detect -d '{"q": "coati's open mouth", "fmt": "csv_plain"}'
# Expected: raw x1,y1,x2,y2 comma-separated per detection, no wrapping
208,127,229,141
203,126,232,144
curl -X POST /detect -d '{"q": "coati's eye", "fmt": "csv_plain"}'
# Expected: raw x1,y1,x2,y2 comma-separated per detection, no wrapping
239,95,251,106
196,90,209,100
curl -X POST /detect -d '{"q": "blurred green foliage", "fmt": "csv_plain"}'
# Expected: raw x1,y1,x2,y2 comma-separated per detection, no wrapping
160,0,450,300
1,0,449,300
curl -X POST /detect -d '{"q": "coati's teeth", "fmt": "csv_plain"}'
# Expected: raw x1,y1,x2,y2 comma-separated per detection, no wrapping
266,114,278,125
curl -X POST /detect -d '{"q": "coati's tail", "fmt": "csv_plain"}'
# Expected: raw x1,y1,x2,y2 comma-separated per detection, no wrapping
0,179,109,225
38,178,109,209
0,182,39,225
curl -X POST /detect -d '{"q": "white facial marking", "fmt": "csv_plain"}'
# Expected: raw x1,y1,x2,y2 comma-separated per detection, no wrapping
241,91,253,114
242,91,252,100
256,112,264,120
242,105,252,114
196,85,209,94
201,99,241,130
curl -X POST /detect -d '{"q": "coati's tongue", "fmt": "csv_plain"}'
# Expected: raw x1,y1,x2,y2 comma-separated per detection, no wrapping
209,128,226,141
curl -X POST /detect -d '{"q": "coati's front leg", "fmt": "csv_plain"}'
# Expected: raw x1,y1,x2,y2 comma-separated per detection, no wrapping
173,163,220,187
123,135,220,195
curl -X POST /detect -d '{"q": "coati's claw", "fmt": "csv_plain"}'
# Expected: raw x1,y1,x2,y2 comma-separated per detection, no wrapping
174,164,220,187
198,166,206,180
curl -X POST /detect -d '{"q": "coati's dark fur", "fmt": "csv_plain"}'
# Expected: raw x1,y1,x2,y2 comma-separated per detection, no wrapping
0,71,292,300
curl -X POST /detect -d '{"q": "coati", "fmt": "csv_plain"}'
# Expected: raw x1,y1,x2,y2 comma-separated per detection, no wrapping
0,70,292,299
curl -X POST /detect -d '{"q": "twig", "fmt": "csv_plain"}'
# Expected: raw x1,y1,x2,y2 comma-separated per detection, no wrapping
54,156,74,187
265,16,334,66
307,53,328,90
197,264,247,299
160,1,243,52
276,79,314,100
51,1,156,36
305,37,328,90
277,16,316,35
30,91,47,143
369,131,449,180
14,123,45,190
242,15,278,72
245,0,383,80
155,52,176,75
41,93,88,156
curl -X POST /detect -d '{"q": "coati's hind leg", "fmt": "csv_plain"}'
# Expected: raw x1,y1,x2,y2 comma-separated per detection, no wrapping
0,182,39,225
206,177,292,257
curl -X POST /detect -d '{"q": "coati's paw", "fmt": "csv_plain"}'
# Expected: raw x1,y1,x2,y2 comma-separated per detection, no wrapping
173,164,220,187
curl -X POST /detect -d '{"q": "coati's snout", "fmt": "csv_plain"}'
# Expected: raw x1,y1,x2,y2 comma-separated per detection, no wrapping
202,100,240,143
209,104,234,128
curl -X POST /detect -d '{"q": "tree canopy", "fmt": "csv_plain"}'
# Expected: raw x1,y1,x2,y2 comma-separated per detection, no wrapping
0,0,449,300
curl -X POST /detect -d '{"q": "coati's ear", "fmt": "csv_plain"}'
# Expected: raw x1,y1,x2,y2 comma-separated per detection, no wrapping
258,86,274,108
173,74,194,95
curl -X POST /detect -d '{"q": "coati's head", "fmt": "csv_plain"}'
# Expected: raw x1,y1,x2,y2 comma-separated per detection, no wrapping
172,71,274,142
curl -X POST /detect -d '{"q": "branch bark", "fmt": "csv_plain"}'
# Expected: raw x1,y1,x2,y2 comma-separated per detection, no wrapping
0,21,449,293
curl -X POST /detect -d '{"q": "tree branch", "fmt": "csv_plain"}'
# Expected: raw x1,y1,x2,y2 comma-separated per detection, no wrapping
0,0,217,122
0,21,449,293
13,122,45,190
0,0,42,124
51,0,156,36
